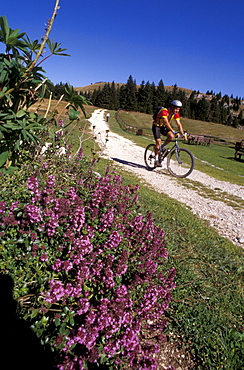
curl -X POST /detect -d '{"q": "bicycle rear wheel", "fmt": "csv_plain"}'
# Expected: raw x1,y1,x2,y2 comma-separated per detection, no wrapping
167,148,194,178
144,144,156,170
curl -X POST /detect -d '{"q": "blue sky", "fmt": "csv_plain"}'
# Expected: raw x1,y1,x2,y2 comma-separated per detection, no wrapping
2,0,244,97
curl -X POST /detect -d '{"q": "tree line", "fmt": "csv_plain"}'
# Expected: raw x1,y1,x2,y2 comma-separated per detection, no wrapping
47,75,244,128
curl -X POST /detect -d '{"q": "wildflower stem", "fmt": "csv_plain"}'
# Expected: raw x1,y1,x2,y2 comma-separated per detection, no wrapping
26,0,60,73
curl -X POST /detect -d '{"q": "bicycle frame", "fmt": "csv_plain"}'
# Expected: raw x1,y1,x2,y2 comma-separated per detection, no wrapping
161,140,179,160
169,141,182,164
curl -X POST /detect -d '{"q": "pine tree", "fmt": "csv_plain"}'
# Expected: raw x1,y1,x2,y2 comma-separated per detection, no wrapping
216,92,222,100
150,82,156,112
123,75,137,111
211,99,221,123
172,84,178,98
92,87,105,107
137,80,147,112
152,80,165,110
226,114,233,126
119,85,127,110
220,103,228,125
238,110,244,126
109,81,120,110
232,116,239,128
144,81,153,114
97,83,110,109
222,94,229,105
196,97,210,121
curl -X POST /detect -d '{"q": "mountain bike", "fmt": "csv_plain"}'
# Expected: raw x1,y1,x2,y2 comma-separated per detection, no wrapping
144,135,194,178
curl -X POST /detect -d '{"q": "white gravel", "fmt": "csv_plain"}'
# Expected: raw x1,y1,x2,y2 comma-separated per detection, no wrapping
89,109,244,249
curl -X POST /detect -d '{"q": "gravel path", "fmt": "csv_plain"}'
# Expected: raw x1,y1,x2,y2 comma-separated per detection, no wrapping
89,109,244,249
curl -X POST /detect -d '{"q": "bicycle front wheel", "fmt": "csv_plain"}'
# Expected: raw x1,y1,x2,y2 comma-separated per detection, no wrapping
167,148,194,178
144,144,156,170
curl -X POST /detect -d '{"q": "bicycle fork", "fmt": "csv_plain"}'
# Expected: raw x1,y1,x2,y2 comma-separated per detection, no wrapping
175,147,182,164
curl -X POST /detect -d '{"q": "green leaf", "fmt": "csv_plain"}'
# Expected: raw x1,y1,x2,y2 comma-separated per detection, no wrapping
0,87,10,98
16,110,26,118
3,57,12,67
0,111,15,120
24,130,41,147
69,315,75,326
20,129,28,141
0,166,18,173
13,138,21,151
3,123,20,130
68,109,80,121
0,70,8,84
0,16,10,41
0,150,9,167
46,39,70,57
55,317,60,327
24,123,44,130
22,36,41,53
0,16,26,53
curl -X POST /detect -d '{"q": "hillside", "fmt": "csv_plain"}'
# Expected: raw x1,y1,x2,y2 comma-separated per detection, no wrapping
75,82,194,96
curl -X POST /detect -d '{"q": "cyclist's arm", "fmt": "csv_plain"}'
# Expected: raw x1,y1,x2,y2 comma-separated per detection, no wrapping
175,119,184,135
162,117,174,132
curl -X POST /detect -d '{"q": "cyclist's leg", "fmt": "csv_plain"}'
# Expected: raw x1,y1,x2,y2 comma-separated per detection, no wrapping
152,124,162,158
162,128,174,147
155,138,161,154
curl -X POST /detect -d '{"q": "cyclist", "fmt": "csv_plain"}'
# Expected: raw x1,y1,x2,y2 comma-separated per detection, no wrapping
152,100,185,167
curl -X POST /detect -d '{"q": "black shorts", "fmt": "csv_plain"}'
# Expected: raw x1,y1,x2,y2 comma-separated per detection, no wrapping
152,124,169,140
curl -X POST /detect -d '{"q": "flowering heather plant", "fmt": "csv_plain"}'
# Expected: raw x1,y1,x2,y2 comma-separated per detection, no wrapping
0,157,176,370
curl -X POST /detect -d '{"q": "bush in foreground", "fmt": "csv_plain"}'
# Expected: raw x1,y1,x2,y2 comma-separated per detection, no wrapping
0,153,176,369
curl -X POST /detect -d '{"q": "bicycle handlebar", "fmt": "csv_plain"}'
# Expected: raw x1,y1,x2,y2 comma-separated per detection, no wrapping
173,131,188,140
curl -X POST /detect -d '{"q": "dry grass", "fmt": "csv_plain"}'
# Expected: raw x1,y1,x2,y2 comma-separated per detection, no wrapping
75,82,125,94
181,117,244,141
29,98,96,118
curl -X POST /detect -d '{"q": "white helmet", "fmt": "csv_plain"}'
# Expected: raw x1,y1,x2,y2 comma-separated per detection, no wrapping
171,100,182,107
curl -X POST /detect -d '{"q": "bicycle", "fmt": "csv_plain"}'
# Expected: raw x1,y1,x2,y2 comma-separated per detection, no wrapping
144,134,194,178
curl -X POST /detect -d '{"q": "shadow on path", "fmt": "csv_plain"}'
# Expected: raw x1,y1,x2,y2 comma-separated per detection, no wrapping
111,157,170,176
112,157,146,169
0,274,53,370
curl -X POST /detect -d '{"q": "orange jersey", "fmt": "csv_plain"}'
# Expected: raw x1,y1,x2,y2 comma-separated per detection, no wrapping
154,108,180,126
